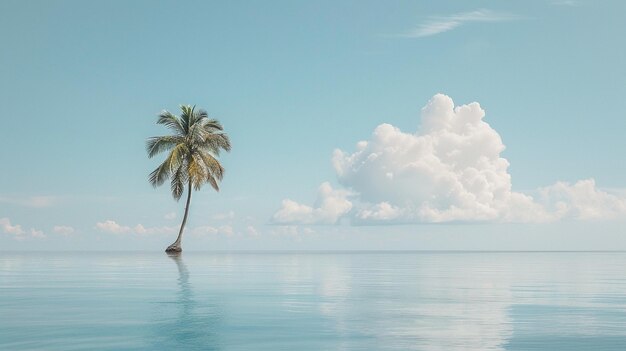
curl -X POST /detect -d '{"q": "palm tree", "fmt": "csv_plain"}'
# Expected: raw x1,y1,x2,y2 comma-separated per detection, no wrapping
146,105,231,253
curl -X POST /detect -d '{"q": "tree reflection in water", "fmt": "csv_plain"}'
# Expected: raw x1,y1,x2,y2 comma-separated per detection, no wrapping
150,253,222,350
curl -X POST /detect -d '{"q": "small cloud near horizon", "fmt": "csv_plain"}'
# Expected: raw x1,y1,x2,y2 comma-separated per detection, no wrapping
53,225,75,236
1,217,46,240
95,220,176,236
96,219,242,237
192,224,234,237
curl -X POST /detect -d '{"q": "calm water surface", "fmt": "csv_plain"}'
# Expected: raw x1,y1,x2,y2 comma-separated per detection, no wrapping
1,252,625,350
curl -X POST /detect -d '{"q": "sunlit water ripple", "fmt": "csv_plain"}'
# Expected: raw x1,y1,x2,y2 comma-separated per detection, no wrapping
1,252,625,350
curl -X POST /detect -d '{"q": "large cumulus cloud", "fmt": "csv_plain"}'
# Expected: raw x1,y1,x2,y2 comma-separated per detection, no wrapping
273,94,626,224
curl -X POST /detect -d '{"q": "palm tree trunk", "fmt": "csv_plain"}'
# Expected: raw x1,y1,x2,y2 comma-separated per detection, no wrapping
165,180,192,253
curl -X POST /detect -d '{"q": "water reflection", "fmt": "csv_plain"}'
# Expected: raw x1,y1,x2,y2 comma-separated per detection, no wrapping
150,253,221,350
2,252,626,350
272,253,626,351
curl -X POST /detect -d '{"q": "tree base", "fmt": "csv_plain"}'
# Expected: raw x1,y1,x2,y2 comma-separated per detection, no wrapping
165,244,182,253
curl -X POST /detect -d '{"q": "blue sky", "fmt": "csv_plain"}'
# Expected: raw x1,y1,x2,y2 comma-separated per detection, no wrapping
1,0,625,250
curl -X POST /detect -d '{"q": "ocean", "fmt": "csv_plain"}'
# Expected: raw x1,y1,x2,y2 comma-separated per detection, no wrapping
1,251,625,350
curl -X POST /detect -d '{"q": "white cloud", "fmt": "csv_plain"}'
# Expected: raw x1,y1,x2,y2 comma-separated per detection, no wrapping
96,220,176,235
53,225,75,235
219,225,234,236
334,94,549,223
356,202,403,222
134,224,177,235
96,220,132,234
0,217,25,236
0,218,46,239
274,94,626,225
192,225,218,236
402,9,520,38
192,224,234,237
134,224,148,234
164,212,177,220
272,182,352,224
270,225,315,238
247,225,259,236
539,179,626,220
30,229,46,239
213,210,235,220
0,196,57,208
191,225,218,236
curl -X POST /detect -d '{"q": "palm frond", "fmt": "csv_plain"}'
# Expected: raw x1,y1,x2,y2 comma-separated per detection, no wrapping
168,143,189,174
145,135,183,158
202,133,231,154
199,152,224,181
189,105,200,127
157,111,185,136
188,153,209,190
187,118,210,147
204,118,223,131
196,109,209,121
207,174,219,191
180,105,195,132
149,160,171,187
148,143,189,187
170,165,188,200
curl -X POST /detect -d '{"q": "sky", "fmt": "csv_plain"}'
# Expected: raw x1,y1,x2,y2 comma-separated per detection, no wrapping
1,0,625,251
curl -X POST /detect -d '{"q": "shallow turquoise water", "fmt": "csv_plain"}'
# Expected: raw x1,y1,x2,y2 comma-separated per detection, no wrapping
1,252,625,350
